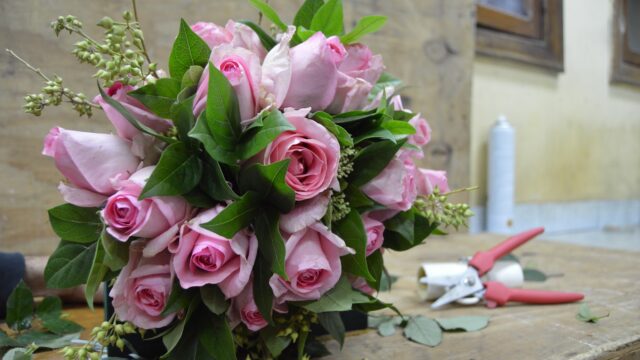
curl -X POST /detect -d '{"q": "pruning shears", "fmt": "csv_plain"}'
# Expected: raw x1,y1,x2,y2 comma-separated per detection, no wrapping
427,227,584,309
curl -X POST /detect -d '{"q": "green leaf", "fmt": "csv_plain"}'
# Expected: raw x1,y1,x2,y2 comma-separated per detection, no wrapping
353,127,396,144
403,316,442,347
382,120,417,135
6,281,33,331
84,237,109,310
182,188,216,208
366,249,383,290
349,139,405,187
248,0,288,31
523,268,548,282
169,19,211,79
200,191,261,238
317,312,345,349
237,20,277,50
98,83,176,144
200,158,239,201
101,230,129,271
310,0,343,36
15,331,80,349
161,281,194,317
253,257,275,326
180,65,204,90
295,26,316,43
41,317,83,335
340,15,387,44
354,296,401,315
47,204,101,244
576,303,610,323
370,72,402,98
238,109,295,160
200,285,229,315
44,241,95,289
139,142,203,199
377,317,402,337
0,330,20,348
332,108,380,125
294,0,325,28
197,313,236,360
36,297,62,319
499,253,520,263
162,296,199,356
253,210,287,279
170,96,197,145
311,112,353,147
128,78,181,118
260,327,291,358
379,270,398,292
2,348,31,360
189,114,238,165
205,64,242,149
435,316,490,332
300,277,370,313
239,160,295,213
344,186,374,210
333,210,374,281
383,209,436,251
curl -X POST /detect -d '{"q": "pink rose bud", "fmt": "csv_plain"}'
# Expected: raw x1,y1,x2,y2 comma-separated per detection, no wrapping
191,21,266,61
191,21,233,48
228,282,268,332
362,212,385,256
349,275,375,296
173,206,258,298
327,43,384,114
193,45,262,123
408,115,432,147
42,127,140,207
93,82,173,141
102,167,191,243
270,223,353,303
109,241,175,329
416,168,449,195
362,156,418,211
281,33,346,111
262,108,340,201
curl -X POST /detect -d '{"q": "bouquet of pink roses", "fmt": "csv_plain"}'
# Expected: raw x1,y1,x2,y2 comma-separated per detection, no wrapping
11,0,472,358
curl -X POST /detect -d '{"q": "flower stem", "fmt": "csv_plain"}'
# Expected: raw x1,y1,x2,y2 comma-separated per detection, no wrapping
6,49,52,82
131,0,158,78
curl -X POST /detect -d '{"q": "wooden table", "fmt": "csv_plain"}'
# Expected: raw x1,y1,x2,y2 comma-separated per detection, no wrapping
35,233,640,359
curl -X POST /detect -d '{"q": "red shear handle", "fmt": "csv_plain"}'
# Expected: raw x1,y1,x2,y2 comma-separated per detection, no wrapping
469,227,545,275
483,281,584,308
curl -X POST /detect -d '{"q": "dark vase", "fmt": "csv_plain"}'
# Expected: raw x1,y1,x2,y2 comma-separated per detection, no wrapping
104,284,367,359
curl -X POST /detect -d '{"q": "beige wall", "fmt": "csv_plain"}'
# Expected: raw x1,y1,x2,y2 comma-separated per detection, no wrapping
470,0,640,206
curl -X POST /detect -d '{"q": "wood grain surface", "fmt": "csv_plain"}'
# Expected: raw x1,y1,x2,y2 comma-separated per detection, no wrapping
0,0,474,255
31,233,640,360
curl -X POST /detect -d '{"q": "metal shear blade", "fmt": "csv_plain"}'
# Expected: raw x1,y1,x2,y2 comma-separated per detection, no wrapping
430,268,483,309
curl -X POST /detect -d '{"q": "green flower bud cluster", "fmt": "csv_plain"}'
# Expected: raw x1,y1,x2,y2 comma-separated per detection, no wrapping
337,146,356,180
23,75,94,117
60,318,137,359
51,11,156,87
414,187,474,230
329,191,350,222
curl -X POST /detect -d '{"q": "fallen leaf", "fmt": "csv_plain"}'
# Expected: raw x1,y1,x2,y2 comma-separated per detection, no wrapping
403,316,442,347
576,303,609,323
523,268,547,282
436,316,490,332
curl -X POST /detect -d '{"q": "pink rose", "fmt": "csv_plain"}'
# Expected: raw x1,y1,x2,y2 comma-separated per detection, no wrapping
173,206,258,298
279,191,330,233
260,26,295,109
93,82,173,141
270,223,352,302
362,213,384,256
191,21,266,61
282,33,346,111
362,156,417,211
416,168,449,195
193,45,262,123
262,108,340,201
42,127,140,207
101,167,191,243
327,43,384,114
408,115,431,148
228,282,267,331
109,240,175,329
